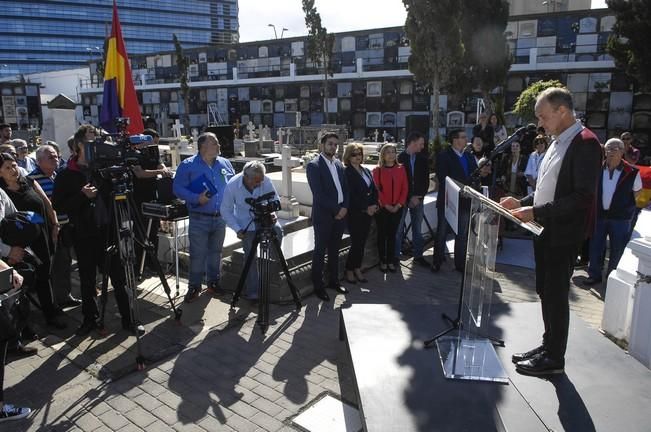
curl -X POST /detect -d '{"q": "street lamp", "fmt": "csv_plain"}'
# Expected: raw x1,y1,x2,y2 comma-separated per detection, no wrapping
268,24,289,39
268,24,278,40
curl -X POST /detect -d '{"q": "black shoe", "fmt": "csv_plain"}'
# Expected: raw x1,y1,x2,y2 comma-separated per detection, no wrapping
75,320,97,336
583,277,601,286
512,345,546,364
21,326,39,341
46,315,68,330
354,271,368,283
184,285,201,303
15,342,38,357
61,294,82,308
387,263,397,273
515,353,564,376
413,257,430,267
315,289,330,301
206,281,225,296
575,257,589,267
329,283,348,294
431,262,441,273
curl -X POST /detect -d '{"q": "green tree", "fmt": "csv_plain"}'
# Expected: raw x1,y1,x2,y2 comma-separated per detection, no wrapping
403,0,464,140
513,79,565,122
173,34,191,130
606,0,651,91
460,0,512,116
302,0,335,124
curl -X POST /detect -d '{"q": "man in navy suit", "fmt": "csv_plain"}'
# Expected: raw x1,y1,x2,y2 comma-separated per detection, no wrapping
502,87,602,376
432,129,479,272
306,132,350,301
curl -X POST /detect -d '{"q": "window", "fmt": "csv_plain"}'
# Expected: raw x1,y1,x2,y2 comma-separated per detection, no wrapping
367,81,382,97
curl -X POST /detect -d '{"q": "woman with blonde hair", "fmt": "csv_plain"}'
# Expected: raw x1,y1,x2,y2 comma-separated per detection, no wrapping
343,143,378,283
373,143,408,272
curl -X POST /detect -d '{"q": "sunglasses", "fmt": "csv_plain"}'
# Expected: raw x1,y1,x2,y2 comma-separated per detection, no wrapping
351,152,363,157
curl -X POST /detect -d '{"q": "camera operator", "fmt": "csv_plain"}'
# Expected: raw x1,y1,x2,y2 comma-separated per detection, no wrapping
220,161,282,301
130,129,171,276
52,126,136,336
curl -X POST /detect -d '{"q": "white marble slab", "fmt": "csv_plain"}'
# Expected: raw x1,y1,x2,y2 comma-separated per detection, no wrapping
293,395,362,432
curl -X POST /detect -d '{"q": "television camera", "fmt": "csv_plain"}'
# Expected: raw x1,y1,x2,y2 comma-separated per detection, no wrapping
245,192,281,229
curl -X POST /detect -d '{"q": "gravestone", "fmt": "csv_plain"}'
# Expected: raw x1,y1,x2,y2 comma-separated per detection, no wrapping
274,144,301,219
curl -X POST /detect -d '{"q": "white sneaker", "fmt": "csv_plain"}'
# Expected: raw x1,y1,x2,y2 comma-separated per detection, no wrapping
0,404,31,422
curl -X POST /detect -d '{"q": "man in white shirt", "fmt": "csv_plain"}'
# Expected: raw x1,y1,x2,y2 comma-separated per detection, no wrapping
221,161,282,300
306,133,350,301
584,138,642,286
501,87,602,376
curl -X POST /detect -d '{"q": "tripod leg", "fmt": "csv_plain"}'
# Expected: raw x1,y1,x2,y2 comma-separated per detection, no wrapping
257,239,270,333
138,218,153,280
270,236,302,310
97,244,114,334
231,234,260,309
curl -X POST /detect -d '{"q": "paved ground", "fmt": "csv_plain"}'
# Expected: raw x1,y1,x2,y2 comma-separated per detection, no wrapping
4,248,607,432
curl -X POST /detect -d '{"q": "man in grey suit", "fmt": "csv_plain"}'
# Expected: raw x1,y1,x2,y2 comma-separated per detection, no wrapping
306,133,350,301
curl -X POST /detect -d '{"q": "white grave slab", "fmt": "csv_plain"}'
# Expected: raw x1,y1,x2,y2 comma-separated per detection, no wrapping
293,395,362,432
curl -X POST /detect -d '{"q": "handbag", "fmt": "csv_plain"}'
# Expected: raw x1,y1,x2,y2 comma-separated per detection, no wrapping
0,211,43,248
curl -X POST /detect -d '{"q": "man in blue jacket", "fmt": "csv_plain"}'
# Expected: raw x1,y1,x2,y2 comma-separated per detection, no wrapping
173,132,234,303
306,133,349,301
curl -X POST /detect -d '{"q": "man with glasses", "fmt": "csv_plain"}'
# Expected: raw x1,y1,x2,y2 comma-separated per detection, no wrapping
29,145,80,309
432,129,479,272
620,131,640,165
584,138,641,287
221,161,282,301
12,139,37,173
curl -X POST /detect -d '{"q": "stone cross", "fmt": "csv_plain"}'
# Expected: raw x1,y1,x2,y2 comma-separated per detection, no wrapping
172,119,184,139
281,145,293,198
274,144,301,218
278,128,285,146
373,129,379,142
262,125,271,141
246,121,256,140
258,124,265,145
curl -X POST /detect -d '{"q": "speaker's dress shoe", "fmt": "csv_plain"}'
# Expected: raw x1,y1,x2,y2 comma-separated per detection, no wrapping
512,345,546,364
315,289,330,301
516,353,564,376
330,283,348,294
583,277,601,287
61,294,82,308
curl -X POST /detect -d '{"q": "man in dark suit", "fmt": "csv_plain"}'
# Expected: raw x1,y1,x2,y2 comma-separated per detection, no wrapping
306,132,350,301
396,132,430,266
432,129,479,272
502,87,602,376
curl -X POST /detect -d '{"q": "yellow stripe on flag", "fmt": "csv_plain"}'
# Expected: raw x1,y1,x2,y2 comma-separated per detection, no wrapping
103,37,126,107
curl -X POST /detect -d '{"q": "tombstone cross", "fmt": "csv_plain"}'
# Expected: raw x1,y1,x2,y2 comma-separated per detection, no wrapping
172,119,184,139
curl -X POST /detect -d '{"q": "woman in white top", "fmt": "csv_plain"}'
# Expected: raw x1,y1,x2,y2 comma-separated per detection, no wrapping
524,134,549,195
490,113,508,145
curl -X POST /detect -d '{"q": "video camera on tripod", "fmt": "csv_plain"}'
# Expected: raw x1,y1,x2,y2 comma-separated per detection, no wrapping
83,117,161,193
245,191,281,228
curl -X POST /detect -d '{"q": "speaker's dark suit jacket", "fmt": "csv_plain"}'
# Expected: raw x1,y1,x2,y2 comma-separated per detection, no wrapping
306,154,349,289
521,126,602,362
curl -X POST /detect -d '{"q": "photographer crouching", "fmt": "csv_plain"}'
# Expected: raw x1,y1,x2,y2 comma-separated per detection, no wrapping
52,125,135,336
220,161,282,302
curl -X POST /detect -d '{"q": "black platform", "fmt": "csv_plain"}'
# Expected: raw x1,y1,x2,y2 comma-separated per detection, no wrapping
340,302,651,432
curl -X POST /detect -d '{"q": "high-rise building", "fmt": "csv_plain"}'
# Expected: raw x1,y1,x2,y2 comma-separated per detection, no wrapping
0,0,239,78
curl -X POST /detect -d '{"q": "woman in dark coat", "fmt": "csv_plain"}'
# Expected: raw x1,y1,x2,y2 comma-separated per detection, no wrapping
0,152,65,329
343,143,378,283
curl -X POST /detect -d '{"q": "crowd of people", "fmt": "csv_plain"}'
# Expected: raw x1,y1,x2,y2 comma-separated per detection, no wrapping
0,86,648,421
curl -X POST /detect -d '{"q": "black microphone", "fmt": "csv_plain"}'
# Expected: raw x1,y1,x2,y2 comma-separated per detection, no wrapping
489,126,527,159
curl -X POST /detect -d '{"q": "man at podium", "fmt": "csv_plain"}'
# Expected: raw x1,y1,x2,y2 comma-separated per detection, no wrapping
501,87,602,376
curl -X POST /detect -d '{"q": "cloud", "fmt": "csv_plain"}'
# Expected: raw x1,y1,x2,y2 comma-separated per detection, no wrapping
238,0,407,42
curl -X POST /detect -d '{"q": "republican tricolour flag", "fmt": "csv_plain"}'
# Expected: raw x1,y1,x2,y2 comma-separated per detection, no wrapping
100,0,143,134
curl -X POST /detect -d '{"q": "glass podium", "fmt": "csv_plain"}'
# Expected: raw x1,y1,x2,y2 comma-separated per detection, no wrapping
435,186,543,383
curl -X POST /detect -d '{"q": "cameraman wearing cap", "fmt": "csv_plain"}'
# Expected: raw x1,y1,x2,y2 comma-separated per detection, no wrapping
221,161,282,301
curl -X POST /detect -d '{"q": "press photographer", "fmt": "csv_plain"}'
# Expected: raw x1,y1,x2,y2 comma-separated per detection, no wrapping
221,161,282,301
52,125,135,336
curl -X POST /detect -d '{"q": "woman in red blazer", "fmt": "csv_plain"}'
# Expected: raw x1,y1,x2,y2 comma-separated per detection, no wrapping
373,143,408,272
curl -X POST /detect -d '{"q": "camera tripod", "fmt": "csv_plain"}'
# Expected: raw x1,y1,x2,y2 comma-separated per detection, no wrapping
230,224,302,334
97,181,182,370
